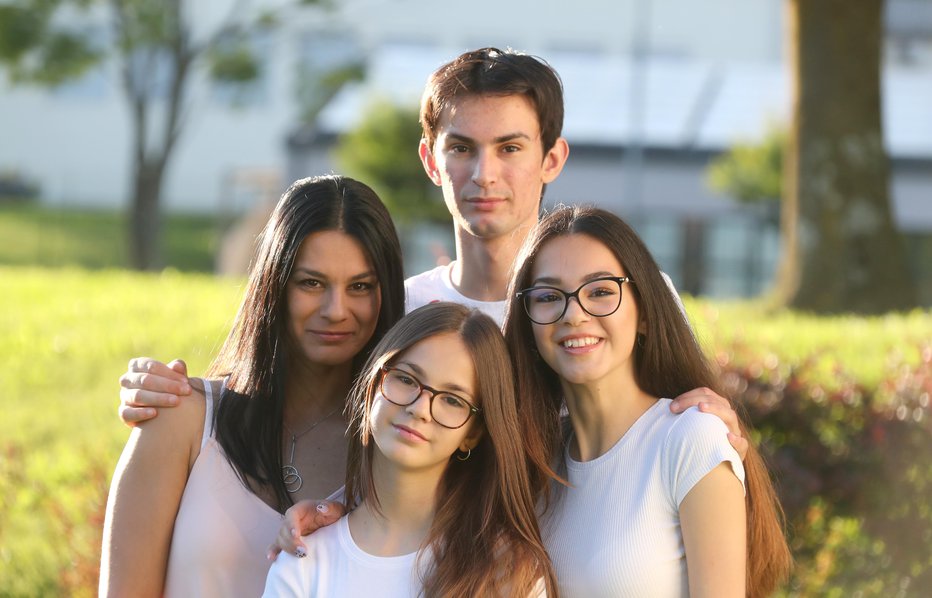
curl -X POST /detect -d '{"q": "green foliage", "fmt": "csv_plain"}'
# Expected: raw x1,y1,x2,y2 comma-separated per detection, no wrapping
295,61,365,123
2,266,929,595
681,301,932,596
0,2,102,85
707,127,785,204
334,100,448,224
0,203,224,271
0,266,242,596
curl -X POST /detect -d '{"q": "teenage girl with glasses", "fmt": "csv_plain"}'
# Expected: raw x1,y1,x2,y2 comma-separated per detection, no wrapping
263,302,556,597
505,205,791,598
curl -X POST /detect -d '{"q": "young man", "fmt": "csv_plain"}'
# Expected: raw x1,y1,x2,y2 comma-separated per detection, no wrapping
119,48,745,453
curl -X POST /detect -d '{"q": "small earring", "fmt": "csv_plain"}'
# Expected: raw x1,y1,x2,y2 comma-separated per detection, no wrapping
456,447,471,461
636,333,645,348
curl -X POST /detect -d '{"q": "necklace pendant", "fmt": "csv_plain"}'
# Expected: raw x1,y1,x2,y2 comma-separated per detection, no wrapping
282,465,303,493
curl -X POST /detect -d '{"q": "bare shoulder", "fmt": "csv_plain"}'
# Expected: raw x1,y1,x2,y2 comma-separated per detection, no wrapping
134,385,207,467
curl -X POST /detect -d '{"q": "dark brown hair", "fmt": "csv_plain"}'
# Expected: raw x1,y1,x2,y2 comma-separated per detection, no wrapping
503,205,792,597
346,302,557,597
207,175,405,511
420,47,564,154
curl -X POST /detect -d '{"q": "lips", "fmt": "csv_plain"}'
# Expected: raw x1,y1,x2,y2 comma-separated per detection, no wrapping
393,424,428,442
558,335,603,353
308,330,353,343
465,197,505,211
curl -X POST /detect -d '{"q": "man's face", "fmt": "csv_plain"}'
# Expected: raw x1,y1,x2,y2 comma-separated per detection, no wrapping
419,94,567,242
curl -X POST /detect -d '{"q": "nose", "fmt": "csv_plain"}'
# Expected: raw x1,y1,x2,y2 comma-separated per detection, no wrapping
470,149,499,187
319,288,348,321
405,390,433,421
561,295,589,325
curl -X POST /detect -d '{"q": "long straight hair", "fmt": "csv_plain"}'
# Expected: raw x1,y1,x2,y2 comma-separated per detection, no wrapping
206,175,405,511
345,303,557,597
503,205,792,598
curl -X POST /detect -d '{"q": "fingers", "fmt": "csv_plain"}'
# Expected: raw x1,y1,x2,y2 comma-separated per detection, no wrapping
312,500,345,528
120,371,191,398
727,432,750,462
167,359,188,377
670,388,751,462
267,500,345,560
125,357,191,388
118,404,157,427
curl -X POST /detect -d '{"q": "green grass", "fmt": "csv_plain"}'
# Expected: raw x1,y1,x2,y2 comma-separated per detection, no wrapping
685,297,932,392
0,203,225,272
1,265,930,596
0,266,242,597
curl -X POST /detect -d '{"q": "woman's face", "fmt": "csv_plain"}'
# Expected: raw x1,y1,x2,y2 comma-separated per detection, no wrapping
527,233,642,387
286,230,381,368
370,332,481,475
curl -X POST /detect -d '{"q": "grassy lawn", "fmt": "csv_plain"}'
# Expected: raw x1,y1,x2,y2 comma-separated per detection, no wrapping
0,202,225,272
3,265,930,595
0,266,242,597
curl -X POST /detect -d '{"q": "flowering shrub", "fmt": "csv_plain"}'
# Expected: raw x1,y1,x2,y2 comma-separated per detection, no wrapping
719,344,932,596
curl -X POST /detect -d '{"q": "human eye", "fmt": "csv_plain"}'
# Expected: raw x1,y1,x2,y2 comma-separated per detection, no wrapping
348,280,377,294
585,280,619,299
448,143,471,154
296,277,324,290
439,393,468,410
530,288,563,304
501,143,521,153
391,371,419,389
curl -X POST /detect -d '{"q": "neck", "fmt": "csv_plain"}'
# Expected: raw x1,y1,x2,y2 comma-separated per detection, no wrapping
284,359,352,424
348,452,443,557
450,224,531,302
562,372,657,462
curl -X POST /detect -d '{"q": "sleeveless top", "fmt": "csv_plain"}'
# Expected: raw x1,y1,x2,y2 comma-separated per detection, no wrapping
163,382,341,597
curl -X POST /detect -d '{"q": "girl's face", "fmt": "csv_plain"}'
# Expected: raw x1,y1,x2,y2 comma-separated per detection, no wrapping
286,230,381,368
527,233,643,387
370,332,481,475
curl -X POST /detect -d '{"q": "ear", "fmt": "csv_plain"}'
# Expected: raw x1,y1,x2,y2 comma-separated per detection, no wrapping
637,319,648,336
540,136,570,184
460,425,484,452
419,138,443,187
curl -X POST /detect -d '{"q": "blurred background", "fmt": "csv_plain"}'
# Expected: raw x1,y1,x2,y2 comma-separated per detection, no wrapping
1,0,930,596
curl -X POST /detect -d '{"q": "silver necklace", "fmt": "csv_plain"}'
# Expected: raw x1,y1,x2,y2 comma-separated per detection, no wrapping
282,405,341,493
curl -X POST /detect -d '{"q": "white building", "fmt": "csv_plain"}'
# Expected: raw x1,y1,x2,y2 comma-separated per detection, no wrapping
2,0,930,299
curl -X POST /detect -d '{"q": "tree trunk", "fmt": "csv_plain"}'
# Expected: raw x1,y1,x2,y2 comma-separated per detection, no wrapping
776,0,917,313
128,158,165,270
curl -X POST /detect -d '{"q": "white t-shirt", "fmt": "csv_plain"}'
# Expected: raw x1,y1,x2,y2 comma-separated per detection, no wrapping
262,516,423,597
542,400,745,598
404,261,506,323
404,261,685,327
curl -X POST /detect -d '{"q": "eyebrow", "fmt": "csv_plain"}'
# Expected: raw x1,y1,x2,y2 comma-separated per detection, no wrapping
532,271,618,286
444,131,533,145
395,361,475,398
292,268,377,281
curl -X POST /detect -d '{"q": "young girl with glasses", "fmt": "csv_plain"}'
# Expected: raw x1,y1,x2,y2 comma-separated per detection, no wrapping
263,302,556,597
505,205,791,598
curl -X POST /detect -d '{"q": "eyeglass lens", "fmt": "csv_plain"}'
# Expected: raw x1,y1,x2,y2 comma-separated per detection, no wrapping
381,369,473,428
523,278,623,324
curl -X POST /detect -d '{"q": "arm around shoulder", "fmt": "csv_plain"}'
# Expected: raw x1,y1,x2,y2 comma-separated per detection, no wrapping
99,388,207,597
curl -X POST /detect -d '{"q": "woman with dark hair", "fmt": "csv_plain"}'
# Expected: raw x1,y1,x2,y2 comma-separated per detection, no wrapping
99,175,405,597
504,205,791,598
264,303,556,597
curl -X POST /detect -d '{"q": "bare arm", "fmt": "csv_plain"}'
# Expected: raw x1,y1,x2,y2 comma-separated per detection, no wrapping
99,389,205,596
118,357,192,426
670,388,749,460
679,463,747,598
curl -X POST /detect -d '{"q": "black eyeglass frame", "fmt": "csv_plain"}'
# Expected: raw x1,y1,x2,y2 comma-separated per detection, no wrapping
515,276,635,325
378,365,481,430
